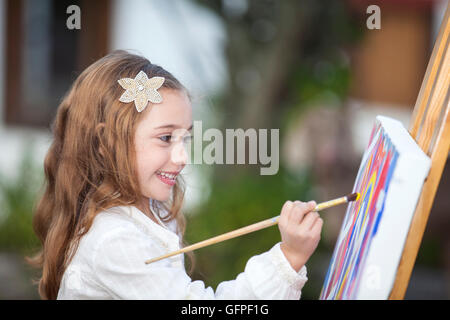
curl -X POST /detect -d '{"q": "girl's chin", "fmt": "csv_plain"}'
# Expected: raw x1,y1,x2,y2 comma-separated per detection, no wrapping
147,186,170,199
151,193,170,202
146,181,172,202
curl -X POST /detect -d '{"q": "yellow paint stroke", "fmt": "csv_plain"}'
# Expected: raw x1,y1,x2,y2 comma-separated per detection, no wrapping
336,169,376,298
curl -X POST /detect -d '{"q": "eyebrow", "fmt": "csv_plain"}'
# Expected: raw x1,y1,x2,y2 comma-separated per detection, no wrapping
154,123,193,130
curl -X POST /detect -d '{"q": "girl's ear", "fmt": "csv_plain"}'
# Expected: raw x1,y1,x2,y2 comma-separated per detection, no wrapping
95,123,106,157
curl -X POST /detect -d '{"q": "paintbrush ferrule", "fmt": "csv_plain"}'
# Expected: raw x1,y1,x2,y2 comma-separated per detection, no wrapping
314,196,347,211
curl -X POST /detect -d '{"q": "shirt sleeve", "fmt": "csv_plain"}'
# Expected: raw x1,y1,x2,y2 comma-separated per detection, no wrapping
92,227,308,299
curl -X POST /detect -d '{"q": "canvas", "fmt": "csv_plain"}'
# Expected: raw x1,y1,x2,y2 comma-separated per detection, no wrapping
320,116,431,300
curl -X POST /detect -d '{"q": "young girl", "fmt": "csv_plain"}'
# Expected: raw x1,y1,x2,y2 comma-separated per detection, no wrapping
28,50,323,300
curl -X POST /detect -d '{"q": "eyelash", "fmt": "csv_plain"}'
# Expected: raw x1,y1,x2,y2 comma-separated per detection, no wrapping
159,135,172,143
159,135,193,144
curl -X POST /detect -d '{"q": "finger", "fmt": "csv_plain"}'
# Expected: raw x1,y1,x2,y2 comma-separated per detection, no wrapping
289,201,305,225
311,217,323,236
279,201,294,226
291,201,316,224
301,211,320,230
289,201,304,224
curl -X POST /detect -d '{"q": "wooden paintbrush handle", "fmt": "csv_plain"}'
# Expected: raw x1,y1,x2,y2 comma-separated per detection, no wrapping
314,196,347,211
144,193,359,264
145,216,280,264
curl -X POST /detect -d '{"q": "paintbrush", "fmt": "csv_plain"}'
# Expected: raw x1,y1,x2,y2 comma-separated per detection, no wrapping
144,192,360,264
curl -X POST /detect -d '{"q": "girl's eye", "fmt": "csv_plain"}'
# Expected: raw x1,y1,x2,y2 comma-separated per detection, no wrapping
159,135,172,143
159,135,192,144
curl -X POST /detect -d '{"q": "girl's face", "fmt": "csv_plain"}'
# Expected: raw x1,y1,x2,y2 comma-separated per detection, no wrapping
134,88,192,203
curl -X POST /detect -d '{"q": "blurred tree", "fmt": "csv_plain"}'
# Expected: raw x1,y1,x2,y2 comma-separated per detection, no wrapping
195,0,361,180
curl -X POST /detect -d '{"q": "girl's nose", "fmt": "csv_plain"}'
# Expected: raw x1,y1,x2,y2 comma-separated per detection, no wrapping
170,138,190,166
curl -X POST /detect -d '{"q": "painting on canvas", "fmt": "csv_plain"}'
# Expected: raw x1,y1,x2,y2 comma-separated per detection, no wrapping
320,116,430,300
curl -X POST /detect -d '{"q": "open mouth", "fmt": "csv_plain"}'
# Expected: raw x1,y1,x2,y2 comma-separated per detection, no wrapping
155,170,178,186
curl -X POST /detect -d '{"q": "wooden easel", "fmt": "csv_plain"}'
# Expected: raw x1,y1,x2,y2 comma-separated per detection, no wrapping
389,2,450,299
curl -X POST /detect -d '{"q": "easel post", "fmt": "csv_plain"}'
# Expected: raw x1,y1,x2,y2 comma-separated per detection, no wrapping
389,2,450,299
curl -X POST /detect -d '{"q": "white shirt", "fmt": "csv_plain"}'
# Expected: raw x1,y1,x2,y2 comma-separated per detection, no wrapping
57,204,308,299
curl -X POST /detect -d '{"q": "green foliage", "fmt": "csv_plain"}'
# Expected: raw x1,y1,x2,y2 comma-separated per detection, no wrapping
0,142,43,255
289,55,352,106
184,165,321,298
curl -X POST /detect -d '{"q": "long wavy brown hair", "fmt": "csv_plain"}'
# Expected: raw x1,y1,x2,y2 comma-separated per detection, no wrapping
26,50,194,300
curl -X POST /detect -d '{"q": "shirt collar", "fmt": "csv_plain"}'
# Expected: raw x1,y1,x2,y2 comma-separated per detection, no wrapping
114,205,180,246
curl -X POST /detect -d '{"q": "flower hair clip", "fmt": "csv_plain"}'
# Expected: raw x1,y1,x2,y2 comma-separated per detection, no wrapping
118,70,165,112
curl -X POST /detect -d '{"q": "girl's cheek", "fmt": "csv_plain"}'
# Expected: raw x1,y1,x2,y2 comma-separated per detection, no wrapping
146,145,172,166
161,148,173,164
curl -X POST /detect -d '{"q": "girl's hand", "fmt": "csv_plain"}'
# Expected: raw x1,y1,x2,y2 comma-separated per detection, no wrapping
278,200,323,272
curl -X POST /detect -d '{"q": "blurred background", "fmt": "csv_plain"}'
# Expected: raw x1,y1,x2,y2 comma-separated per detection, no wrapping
0,0,448,299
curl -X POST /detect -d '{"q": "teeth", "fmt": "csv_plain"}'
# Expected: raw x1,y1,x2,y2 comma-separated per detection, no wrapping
157,171,176,180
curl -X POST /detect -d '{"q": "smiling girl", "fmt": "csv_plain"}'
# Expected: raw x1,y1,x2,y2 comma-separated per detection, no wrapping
28,50,322,300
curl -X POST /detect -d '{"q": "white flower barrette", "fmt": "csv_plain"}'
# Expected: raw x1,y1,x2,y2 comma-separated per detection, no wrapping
118,70,165,112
